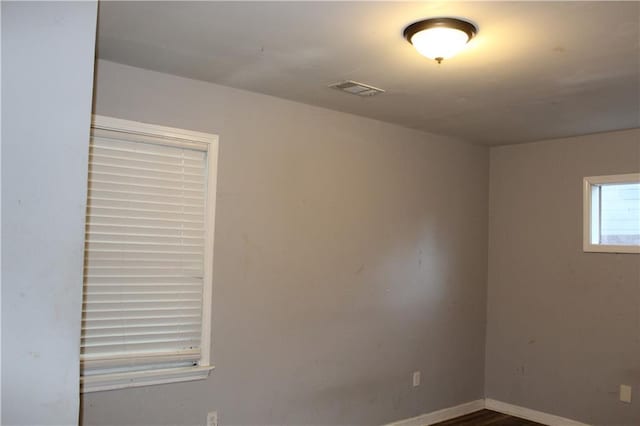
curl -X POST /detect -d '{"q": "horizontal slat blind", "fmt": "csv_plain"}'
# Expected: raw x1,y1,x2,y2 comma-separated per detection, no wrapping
82,128,209,373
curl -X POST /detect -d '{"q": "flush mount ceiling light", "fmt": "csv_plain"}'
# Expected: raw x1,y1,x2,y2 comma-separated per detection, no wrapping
404,17,478,64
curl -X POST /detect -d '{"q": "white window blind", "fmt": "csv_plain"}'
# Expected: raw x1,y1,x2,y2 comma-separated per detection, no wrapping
81,119,217,389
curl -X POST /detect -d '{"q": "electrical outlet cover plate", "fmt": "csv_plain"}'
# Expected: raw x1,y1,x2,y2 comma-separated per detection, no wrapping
620,385,632,403
207,411,218,426
412,371,421,387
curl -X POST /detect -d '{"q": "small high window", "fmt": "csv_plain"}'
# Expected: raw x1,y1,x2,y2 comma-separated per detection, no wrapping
583,173,640,253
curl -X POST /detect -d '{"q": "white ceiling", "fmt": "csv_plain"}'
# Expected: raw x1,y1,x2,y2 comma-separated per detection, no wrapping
96,1,640,145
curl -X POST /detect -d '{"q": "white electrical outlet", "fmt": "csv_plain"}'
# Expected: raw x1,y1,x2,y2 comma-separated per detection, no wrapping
207,411,218,426
620,385,632,403
412,371,421,387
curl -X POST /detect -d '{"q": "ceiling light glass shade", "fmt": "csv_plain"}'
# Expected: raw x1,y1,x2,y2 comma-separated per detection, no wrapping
410,27,471,61
404,18,477,63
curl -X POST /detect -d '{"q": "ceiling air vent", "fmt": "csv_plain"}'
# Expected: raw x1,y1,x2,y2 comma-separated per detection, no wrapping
329,80,385,97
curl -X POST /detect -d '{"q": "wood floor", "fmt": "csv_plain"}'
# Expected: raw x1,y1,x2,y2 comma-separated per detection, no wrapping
433,409,545,426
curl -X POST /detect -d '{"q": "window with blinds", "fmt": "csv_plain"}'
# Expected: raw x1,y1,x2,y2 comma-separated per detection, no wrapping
81,116,218,392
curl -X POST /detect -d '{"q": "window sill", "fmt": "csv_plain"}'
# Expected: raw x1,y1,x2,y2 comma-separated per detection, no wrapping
583,244,640,254
81,365,214,393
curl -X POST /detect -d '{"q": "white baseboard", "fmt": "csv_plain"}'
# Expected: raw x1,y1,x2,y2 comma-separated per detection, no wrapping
384,398,590,426
384,400,485,426
485,399,590,426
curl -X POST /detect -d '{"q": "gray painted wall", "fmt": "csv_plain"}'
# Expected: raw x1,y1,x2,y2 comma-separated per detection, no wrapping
1,2,97,425
81,60,489,426
485,129,640,426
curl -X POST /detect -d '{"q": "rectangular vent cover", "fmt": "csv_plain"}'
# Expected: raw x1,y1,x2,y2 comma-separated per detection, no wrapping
329,80,385,97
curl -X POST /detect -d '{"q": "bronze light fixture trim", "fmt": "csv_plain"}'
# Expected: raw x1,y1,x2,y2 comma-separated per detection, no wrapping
403,17,478,64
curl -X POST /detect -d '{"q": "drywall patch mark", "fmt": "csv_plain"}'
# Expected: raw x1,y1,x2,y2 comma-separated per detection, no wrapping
356,264,364,274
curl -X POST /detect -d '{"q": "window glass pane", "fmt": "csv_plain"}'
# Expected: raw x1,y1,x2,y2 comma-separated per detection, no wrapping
600,183,640,245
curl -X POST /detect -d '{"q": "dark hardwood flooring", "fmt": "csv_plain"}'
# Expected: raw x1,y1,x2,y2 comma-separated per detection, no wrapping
433,409,546,426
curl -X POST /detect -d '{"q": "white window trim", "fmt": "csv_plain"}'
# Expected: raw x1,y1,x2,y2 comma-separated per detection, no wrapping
80,115,219,393
81,366,214,393
583,173,640,254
